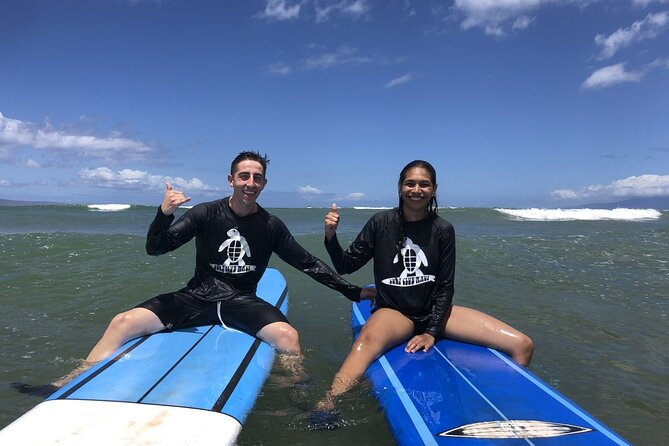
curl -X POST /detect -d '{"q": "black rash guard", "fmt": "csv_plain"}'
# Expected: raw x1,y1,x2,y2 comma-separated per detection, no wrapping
325,209,455,337
146,198,362,302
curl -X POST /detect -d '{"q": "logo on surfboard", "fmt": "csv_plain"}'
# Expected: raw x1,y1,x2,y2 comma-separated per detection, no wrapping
210,228,256,274
381,237,435,287
437,420,592,439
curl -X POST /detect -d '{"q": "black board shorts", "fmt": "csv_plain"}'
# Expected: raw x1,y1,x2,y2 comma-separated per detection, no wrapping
136,290,288,336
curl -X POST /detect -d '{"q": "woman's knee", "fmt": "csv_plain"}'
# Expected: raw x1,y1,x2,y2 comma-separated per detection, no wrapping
352,328,387,355
513,333,534,366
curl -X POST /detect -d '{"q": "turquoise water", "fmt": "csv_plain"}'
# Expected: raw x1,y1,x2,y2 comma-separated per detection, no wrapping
1,205,667,445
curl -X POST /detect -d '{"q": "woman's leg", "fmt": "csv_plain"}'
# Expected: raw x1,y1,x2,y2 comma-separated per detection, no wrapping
318,308,414,410
441,305,534,366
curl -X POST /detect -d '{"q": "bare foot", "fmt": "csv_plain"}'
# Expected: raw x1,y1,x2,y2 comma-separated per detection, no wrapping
50,360,97,388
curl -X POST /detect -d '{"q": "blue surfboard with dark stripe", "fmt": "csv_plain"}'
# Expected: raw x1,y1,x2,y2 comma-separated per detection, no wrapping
353,300,630,446
0,268,288,445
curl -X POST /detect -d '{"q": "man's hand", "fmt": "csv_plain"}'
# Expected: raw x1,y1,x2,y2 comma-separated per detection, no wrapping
160,180,191,216
324,203,339,241
405,333,435,353
360,287,376,303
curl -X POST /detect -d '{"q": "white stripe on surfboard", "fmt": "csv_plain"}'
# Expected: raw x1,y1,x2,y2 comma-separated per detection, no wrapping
352,304,438,446
430,346,536,446
486,349,629,446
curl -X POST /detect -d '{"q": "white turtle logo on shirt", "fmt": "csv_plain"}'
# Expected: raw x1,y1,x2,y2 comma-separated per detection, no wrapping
219,228,251,266
382,237,435,287
394,237,427,278
210,228,256,274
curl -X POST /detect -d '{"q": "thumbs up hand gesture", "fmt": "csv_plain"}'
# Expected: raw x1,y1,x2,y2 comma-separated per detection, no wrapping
324,203,340,241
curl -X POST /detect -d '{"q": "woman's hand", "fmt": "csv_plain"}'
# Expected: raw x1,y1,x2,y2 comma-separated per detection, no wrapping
324,203,339,241
405,333,435,353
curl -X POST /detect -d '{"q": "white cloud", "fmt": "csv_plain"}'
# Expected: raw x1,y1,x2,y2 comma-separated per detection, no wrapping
384,73,415,88
0,178,10,187
552,174,669,200
79,167,218,192
268,62,293,75
298,185,323,195
315,0,371,23
0,147,10,160
268,46,400,75
25,158,42,168
631,0,669,6
0,112,155,164
581,63,643,89
303,46,369,70
453,0,547,37
512,15,534,31
259,0,371,24
595,11,669,60
649,56,669,68
296,186,364,201
259,0,302,21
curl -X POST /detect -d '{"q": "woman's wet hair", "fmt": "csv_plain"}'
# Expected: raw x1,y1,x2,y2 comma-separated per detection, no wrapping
395,160,439,253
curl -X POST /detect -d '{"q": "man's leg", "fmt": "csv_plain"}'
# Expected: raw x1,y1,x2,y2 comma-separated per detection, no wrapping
256,321,306,379
256,321,301,354
52,307,165,387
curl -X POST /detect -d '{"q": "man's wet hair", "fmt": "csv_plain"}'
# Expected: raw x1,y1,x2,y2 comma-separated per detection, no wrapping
230,151,270,176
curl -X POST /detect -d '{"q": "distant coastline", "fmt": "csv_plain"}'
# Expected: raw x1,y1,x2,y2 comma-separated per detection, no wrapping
2,196,669,210
0,198,62,206
578,196,669,210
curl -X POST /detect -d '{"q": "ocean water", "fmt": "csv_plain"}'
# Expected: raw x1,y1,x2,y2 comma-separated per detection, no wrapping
0,204,667,445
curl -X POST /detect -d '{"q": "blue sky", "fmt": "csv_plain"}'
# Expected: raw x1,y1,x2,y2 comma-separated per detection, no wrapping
1,0,668,208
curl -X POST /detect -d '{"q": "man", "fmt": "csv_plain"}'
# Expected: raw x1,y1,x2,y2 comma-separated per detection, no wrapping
66,151,373,385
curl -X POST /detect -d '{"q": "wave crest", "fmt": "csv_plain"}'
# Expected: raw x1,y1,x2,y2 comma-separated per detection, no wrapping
87,204,132,212
495,208,661,221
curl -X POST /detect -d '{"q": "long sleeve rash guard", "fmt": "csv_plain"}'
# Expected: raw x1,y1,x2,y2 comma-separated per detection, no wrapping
146,198,362,302
325,209,455,337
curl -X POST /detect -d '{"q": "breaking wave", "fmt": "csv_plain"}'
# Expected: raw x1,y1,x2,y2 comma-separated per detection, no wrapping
87,204,132,212
495,208,661,221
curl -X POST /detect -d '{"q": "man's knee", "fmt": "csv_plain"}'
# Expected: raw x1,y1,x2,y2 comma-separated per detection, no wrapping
261,322,300,353
108,311,133,331
107,309,152,336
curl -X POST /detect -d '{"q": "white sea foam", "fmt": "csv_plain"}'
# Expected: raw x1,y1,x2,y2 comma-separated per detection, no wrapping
495,208,662,221
87,204,132,212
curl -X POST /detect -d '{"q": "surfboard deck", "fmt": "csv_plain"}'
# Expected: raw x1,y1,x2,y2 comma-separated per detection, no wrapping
0,267,288,445
352,300,630,446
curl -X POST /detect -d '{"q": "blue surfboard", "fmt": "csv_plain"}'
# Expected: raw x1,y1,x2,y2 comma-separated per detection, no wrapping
0,268,288,445
352,300,630,446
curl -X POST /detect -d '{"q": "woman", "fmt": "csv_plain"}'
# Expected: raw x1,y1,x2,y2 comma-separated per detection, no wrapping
316,160,533,417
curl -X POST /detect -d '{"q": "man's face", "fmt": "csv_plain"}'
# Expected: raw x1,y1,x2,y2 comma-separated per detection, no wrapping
228,160,267,205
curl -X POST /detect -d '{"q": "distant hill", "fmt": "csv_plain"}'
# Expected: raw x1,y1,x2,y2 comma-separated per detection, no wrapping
580,196,669,210
0,198,61,206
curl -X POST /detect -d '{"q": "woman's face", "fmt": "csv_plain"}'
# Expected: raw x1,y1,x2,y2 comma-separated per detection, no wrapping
399,167,436,212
